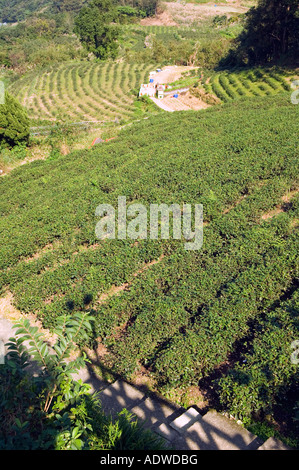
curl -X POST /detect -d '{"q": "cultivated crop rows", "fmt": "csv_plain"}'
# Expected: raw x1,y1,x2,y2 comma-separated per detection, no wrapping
122,25,189,35
8,62,155,123
120,23,200,52
207,68,291,103
0,94,298,422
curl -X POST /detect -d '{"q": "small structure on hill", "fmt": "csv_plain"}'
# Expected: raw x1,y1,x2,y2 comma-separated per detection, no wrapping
92,137,116,146
157,85,165,99
92,137,104,145
144,35,153,49
139,83,156,98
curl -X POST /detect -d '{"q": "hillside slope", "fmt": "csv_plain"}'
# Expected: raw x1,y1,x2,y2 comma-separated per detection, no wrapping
0,0,51,22
0,94,298,443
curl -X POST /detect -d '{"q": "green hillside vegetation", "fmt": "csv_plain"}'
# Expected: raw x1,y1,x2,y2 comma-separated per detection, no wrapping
8,61,156,123
0,0,298,450
7,62,293,126
0,0,153,23
205,67,292,103
0,0,51,22
0,0,159,73
0,7,243,73
0,93,298,446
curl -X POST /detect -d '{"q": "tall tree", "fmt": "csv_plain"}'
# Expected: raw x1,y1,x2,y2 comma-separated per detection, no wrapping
224,0,299,65
0,92,30,148
74,0,120,60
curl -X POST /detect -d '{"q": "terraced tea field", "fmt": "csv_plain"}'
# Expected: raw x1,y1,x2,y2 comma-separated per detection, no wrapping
123,24,188,35
8,61,155,123
206,68,291,103
9,58,291,123
1,93,298,442
120,23,222,51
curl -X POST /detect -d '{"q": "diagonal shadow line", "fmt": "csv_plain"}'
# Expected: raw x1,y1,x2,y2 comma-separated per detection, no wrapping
82,345,183,416
80,346,263,450
183,417,263,450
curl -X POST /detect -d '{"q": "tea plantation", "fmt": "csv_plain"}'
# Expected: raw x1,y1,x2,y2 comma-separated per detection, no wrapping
0,93,298,439
207,68,291,103
8,61,155,123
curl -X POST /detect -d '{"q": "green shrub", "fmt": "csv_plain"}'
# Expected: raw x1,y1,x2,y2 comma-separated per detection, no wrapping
0,312,166,450
0,91,30,148
216,291,299,426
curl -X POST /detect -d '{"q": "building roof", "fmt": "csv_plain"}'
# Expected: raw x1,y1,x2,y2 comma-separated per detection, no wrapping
139,83,156,97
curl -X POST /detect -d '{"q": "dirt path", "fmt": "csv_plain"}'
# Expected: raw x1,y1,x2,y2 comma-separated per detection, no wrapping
142,1,252,27
140,9,178,26
150,65,197,85
0,292,57,346
261,189,299,221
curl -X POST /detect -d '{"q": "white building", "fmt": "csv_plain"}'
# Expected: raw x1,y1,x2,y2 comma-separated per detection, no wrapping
157,85,165,99
139,84,156,98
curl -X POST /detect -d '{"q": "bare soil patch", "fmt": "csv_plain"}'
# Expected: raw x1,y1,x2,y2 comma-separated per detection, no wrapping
163,1,250,27
261,189,299,221
0,291,57,346
151,65,197,85
156,89,211,112
176,90,211,110
96,255,165,305
140,8,178,26
130,364,157,390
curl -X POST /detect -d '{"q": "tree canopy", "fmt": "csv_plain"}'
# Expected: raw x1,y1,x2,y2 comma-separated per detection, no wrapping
52,0,87,13
74,0,120,60
0,0,50,23
0,91,30,148
223,0,299,65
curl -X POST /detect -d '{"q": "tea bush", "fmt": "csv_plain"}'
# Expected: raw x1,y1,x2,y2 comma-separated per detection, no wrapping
0,93,298,432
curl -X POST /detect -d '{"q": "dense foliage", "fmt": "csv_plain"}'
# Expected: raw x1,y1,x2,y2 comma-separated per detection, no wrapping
52,0,88,14
0,11,242,72
0,14,87,72
74,0,120,60
0,0,51,22
217,289,299,421
0,0,156,22
223,0,299,65
0,94,298,445
0,312,165,449
0,0,162,72
0,91,30,148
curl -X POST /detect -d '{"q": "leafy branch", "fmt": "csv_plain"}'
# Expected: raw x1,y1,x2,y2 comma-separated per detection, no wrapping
6,311,93,413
